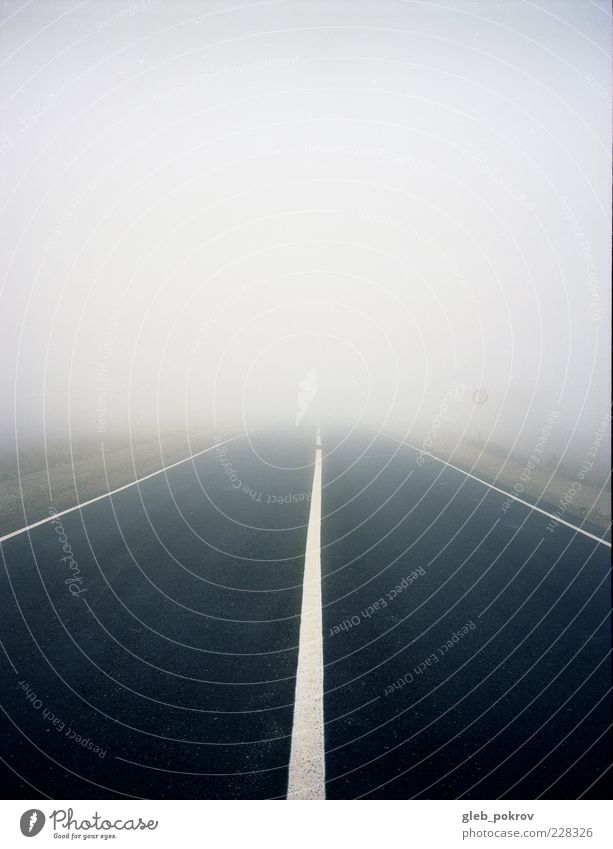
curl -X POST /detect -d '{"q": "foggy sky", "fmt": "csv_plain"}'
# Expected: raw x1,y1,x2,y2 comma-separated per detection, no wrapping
1,0,610,471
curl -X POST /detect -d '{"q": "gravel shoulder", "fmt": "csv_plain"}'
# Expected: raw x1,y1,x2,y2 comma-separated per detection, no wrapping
412,434,611,537
1,429,610,539
0,431,216,537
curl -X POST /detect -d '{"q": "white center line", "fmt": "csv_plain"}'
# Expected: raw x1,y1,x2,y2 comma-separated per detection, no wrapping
287,428,325,800
0,432,249,545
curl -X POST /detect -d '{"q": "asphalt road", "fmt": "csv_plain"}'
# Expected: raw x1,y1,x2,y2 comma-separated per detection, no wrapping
0,430,610,799
0,433,313,799
320,432,611,799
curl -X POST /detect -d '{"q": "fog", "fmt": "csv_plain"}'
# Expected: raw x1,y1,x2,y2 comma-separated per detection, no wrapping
1,0,610,479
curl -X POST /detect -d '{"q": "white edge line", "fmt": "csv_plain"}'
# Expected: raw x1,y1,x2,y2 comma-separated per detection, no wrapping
384,434,611,549
0,432,249,545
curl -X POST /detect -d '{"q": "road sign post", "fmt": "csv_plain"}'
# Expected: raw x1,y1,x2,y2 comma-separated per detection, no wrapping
472,388,489,446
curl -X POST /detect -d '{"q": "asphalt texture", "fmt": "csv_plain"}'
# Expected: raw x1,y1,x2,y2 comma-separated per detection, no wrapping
321,432,611,799
0,430,610,799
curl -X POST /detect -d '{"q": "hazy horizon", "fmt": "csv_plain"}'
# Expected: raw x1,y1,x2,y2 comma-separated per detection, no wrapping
1,0,610,484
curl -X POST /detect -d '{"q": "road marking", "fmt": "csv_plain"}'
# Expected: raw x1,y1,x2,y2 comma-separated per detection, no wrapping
384,434,611,549
0,432,248,545
287,428,325,799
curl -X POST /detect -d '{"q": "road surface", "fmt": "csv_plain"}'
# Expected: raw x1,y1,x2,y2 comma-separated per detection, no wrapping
0,430,610,799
